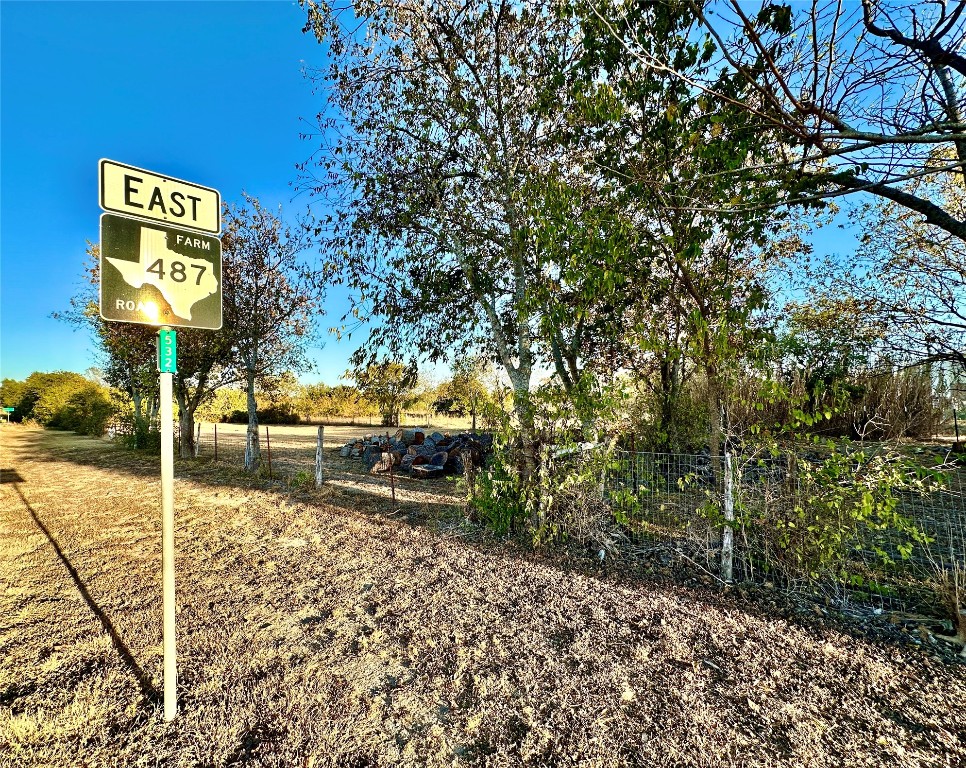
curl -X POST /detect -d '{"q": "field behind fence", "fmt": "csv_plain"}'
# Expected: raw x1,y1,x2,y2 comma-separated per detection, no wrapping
188,422,325,480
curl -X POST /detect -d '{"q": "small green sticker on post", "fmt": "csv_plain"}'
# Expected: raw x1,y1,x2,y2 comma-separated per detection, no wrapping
158,329,177,373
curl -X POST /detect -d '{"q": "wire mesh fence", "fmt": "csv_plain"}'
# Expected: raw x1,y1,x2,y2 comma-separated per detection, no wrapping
604,448,966,613
109,418,964,616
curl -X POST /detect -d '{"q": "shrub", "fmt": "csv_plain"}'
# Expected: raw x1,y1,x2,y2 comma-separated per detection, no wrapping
257,405,300,424
224,405,300,425
195,388,247,423
622,376,710,452
469,442,527,535
114,413,161,451
30,374,115,435
31,373,90,428
61,384,115,436
539,448,626,555
849,368,945,440
718,442,940,582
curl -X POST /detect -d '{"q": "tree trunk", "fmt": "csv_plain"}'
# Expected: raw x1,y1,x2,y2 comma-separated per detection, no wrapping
707,366,724,489
245,367,260,471
132,389,144,426
508,371,539,529
174,389,196,459
131,389,148,447
657,354,682,451
146,392,160,424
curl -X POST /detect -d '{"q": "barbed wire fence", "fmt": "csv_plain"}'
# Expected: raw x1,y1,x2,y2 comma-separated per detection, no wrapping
183,423,325,486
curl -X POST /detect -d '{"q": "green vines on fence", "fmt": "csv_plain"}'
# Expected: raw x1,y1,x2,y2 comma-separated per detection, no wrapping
704,443,942,582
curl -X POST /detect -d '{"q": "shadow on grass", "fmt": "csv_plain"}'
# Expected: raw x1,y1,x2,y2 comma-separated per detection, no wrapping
12,427,464,514
10,478,161,704
1,468,25,484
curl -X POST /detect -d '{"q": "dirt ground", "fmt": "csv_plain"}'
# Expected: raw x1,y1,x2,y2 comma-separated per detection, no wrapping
1,426,964,767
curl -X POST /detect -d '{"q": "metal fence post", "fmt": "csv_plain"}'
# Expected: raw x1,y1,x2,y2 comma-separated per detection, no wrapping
721,450,735,583
315,425,324,489
213,423,218,462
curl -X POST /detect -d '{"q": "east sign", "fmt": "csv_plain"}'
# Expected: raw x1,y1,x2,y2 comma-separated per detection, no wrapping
99,159,221,235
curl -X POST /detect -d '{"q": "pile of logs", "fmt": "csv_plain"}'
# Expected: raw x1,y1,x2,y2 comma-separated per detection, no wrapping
338,428,494,478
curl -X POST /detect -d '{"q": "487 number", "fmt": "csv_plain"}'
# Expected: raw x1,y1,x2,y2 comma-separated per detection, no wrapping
146,259,207,285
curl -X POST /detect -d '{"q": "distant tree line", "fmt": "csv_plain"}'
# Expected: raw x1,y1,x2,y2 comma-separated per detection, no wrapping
1,371,114,436
2,363,505,435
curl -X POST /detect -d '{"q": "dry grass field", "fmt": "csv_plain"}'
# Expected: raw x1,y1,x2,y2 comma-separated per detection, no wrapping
1,426,964,767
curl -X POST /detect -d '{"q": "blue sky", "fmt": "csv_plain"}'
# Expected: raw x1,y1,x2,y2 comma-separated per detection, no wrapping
1,0,861,388
1,0,360,384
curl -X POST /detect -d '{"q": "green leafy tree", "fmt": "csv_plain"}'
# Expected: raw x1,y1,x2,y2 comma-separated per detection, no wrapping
221,195,323,469
575,0,966,450
299,0,613,493
20,371,86,424
574,0,805,459
1,378,28,420
588,1,966,238
19,370,114,435
194,387,248,423
258,371,301,410
296,382,370,421
58,382,116,436
844,162,966,374
445,356,492,430
351,359,420,427
776,297,884,411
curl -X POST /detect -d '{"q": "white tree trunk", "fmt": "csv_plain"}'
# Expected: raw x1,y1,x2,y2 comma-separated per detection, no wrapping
245,368,261,471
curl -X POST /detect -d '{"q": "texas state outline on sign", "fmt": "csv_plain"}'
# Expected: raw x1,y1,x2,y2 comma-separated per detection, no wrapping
105,226,219,321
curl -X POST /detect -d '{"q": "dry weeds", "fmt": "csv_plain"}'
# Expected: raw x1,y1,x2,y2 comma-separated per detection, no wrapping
1,427,964,767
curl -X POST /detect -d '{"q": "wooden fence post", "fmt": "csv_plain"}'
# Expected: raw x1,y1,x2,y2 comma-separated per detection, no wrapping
194,423,201,458
315,426,324,489
213,423,218,462
389,451,397,509
463,458,477,518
